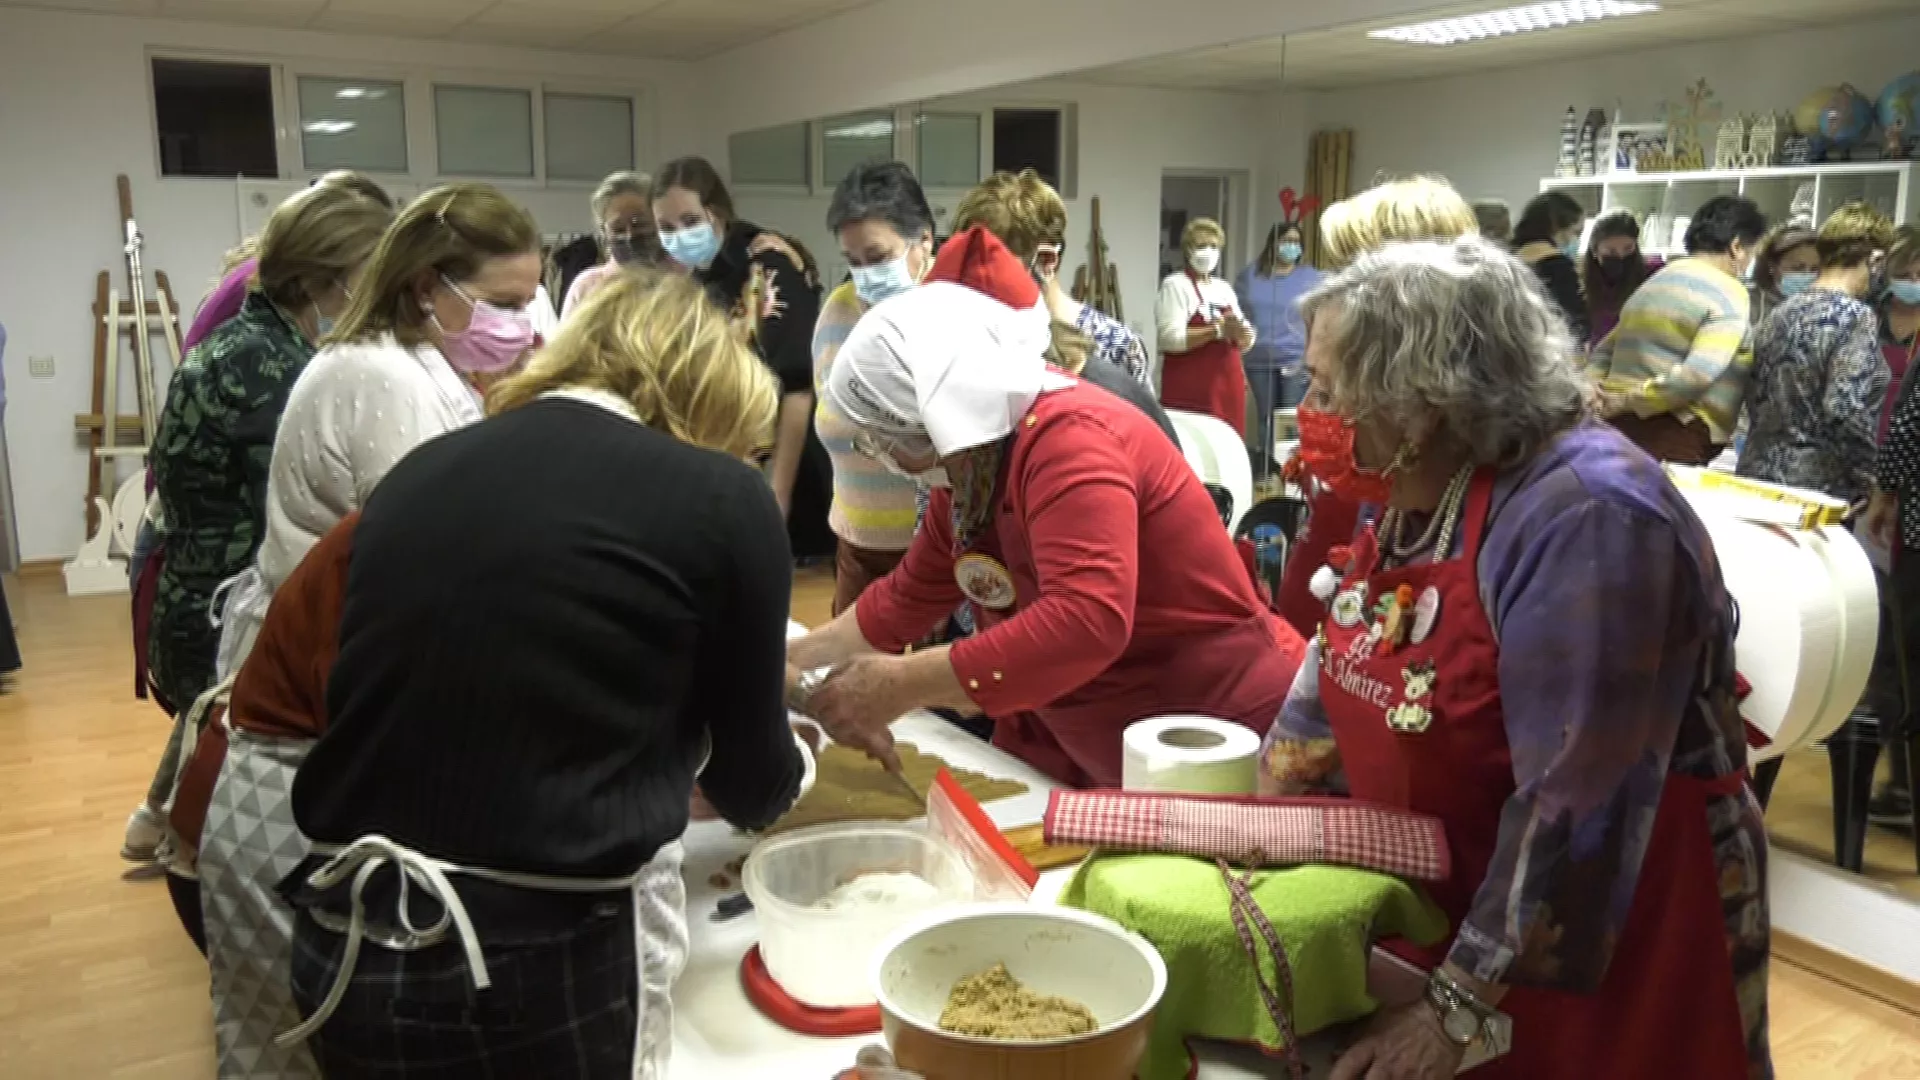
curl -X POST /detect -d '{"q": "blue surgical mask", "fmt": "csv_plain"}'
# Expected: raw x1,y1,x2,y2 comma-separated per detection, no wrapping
852,254,916,307
1890,280,1920,305
1779,270,1818,296
1277,241,1303,264
1561,240,1582,261
660,218,720,269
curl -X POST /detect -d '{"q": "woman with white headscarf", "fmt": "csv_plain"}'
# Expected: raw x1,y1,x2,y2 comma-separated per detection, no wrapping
790,228,1303,788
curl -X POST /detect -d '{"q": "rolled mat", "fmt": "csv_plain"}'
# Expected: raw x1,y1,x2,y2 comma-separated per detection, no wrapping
1059,854,1446,1080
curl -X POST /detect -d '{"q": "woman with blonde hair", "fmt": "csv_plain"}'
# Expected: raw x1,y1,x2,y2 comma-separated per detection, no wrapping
274,270,806,1077
186,182,540,1079
1274,176,1480,636
1319,176,1481,268
1157,216,1257,432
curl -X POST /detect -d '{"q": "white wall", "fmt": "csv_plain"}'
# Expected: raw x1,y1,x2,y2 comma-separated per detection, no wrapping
736,79,1279,348
1303,13,1920,215
0,6,702,561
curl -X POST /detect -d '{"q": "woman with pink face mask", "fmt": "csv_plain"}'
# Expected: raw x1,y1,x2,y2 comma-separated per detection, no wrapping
181,182,541,1080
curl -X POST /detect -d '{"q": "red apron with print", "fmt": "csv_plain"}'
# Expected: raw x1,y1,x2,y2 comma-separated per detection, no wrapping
1316,471,1749,1080
1160,276,1248,437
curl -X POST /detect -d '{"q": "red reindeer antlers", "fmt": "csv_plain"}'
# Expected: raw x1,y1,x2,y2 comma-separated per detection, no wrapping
1279,188,1322,224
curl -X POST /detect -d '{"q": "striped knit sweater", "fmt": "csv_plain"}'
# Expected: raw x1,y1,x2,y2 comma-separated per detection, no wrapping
812,282,920,552
1585,257,1754,444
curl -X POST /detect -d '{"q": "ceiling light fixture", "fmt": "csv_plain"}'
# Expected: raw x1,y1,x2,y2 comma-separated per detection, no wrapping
826,120,894,140
303,120,357,135
1368,1,1659,46
335,87,367,99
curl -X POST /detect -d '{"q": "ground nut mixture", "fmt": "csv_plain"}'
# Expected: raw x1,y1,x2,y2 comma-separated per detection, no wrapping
938,963,1098,1039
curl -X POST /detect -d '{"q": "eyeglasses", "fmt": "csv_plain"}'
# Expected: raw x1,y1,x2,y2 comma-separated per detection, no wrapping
853,429,932,463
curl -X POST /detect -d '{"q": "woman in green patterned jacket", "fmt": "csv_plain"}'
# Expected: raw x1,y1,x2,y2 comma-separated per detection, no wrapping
148,185,392,715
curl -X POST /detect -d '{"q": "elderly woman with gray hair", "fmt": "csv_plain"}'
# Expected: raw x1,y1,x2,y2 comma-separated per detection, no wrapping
1262,236,1768,1080
561,170,668,318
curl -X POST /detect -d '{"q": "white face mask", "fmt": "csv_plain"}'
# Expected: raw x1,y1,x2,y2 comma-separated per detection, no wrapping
1189,246,1221,275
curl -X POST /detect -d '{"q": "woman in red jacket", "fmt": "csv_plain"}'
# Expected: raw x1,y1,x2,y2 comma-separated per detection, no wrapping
790,227,1302,788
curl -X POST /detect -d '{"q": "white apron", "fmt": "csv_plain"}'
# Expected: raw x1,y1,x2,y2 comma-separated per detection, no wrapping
279,835,690,1080
211,565,272,683
199,725,322,1079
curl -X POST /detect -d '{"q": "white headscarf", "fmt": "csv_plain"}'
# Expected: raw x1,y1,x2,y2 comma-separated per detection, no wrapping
826,281,1067,457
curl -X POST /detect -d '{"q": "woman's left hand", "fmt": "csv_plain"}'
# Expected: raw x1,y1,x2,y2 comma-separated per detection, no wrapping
1329,1001,1466,1080
749,232,801,267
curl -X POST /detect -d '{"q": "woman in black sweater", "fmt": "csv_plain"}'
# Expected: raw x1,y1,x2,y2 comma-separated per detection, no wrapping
279,271,808,1078
652,155,835,563
1513,190,1590,343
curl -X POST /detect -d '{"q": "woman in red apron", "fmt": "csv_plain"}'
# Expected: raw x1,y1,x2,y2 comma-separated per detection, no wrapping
1261,237,1768,1080
793,228,1301,788
1156,217,1255,434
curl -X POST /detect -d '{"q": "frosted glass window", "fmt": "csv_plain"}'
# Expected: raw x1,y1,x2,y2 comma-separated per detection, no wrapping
822,111,895,186
916,112,980,189
544,93,634,182
729,123,809,186
298,76,407,173
435,85,534,178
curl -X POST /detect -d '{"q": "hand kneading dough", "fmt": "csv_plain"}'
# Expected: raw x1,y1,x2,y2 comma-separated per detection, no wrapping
770,742,1027,832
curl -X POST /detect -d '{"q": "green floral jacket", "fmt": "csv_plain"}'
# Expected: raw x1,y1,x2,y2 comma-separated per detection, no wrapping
148,291,313,710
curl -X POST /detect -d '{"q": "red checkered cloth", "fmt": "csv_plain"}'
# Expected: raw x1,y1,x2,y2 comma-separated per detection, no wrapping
1044,790,1451,883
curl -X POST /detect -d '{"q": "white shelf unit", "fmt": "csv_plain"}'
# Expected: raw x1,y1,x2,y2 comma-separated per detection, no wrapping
1540,162,1919,258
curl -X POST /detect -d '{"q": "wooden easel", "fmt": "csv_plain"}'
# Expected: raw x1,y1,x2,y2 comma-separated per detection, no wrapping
72,176,183,534
1071,196,1124,322
65,175,182,596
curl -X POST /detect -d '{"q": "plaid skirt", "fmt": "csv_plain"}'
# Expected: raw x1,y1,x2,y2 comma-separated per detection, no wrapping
286,843,687,1079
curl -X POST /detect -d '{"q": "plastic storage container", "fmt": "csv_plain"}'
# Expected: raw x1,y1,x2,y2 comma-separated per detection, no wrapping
742,822,974,1008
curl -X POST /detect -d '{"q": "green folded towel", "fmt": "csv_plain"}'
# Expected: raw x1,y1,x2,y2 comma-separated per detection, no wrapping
1059,854,1447,1080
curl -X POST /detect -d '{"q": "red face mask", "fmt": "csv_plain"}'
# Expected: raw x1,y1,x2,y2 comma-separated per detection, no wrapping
1296,405,1397,505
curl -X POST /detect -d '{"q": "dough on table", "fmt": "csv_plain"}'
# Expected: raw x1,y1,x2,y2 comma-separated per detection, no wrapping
770,741,1027,832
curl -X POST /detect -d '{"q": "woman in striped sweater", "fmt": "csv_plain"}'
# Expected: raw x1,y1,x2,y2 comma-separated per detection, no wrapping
1587,195,1768,465
814,162,936,614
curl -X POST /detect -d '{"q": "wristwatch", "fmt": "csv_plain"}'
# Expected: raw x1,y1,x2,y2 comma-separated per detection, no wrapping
1424,969,1510,1055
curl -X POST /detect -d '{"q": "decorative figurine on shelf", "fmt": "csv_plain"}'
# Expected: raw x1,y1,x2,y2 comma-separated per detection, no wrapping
1658,78,1723,173
1556,106,1580,176
1789,182,1816,227
1714,116,1746,170
1781,133,1813,165
1578,108,1608,176
1886,117,1910,160
1746,113,1780,167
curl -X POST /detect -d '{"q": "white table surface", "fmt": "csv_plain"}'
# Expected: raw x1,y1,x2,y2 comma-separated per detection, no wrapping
667,710,1339,1080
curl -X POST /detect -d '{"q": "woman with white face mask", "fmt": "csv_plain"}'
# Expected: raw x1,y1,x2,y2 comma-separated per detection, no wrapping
1156,216,1257,433
791,227,1302,789
816,161,937,614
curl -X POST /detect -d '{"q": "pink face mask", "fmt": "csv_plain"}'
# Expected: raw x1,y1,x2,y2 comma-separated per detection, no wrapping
432,275,534,374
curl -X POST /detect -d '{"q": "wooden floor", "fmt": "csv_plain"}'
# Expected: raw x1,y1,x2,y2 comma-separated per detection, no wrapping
1766,746,1920,902
2,568,1918,1077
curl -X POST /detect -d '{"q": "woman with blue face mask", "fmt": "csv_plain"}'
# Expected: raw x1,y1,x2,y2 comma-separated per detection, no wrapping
1749,225,1820,329
653,155,833,564
815,161,937,613
1234,217,1323,479
1512,191,1589,343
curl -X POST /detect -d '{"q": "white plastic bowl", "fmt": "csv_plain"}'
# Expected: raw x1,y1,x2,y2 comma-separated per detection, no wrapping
742,823,974,1008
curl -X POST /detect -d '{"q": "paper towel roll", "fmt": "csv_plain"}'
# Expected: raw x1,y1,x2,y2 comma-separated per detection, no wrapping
1122,716,1261,795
